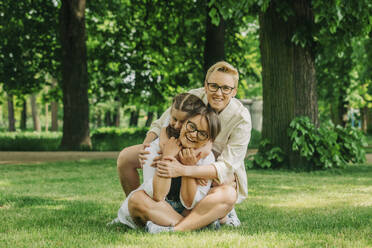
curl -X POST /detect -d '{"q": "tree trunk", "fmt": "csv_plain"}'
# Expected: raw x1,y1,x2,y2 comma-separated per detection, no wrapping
203,4,225,73
7,93,15,132
361,106,368,134
115,106,121,127
105,111,113,126
31,94,41,132
51,77,59,132
59,0,91,150
145,111,154,127
367,107,372,134
259,0,318,169
20,99,27,130
45,103,49,132
129,110,139,127
330,95,348,127
51,101,58,131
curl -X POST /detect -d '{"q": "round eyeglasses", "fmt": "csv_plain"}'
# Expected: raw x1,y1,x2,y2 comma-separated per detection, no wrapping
207,82,235,95
185,120,209,141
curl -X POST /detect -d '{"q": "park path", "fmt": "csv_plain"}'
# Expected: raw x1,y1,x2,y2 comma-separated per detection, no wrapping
0,151,371,165
0,151,119,165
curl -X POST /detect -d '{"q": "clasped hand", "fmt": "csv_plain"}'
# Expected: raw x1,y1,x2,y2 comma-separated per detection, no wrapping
156,156,183,178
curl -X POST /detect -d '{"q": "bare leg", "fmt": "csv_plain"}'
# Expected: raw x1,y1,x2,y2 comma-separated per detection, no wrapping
153,174,171,201
117,144,142,196
128,190,183,227
174,185,237,231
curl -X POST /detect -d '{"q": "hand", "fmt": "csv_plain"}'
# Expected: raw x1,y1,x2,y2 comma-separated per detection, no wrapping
162,137,181,157
138,143,150,168
156,156,184,178
196,178,208,186
178,148,201,165
150,150,162,168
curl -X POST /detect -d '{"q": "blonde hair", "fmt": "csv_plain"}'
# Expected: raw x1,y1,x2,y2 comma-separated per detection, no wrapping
204,61,239,87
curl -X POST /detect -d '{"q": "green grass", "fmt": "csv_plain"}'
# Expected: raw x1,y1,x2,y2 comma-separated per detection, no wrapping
1,159,372,248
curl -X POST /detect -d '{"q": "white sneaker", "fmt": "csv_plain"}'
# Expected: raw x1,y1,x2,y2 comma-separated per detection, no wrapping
107,217,120,226
145,221,174,234
224,208,241,227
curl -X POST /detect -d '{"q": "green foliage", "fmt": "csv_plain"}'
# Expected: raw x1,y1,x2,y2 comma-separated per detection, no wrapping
247,139,284,169
289,117,366,169
248,128,261,149
91,127,149,151
0,132,61,151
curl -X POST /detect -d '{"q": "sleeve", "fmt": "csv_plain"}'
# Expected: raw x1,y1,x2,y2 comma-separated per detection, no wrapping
180,152,214,210
213,119,251,185
148,107,171,137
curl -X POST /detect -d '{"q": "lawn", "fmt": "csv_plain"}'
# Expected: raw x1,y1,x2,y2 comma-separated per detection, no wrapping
1,159,372,248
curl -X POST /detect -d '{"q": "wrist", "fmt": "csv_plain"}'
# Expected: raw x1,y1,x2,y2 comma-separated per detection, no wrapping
182,166,191,177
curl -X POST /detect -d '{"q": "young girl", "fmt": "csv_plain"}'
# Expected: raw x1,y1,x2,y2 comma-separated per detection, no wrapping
116,93,219,229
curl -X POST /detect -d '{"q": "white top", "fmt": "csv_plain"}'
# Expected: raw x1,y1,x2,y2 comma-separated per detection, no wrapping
149,88,252,203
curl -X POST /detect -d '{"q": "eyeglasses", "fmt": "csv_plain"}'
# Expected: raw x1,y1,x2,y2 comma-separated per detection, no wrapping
185,120,209,141
207,82,235,95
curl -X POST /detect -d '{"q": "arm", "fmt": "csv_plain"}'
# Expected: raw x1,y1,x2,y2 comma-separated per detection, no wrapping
156,156,218,180
152,137,181,202
179,149,214,208
139,108,171,166
148,107,171,138
158,127,169,152
143,131,158,144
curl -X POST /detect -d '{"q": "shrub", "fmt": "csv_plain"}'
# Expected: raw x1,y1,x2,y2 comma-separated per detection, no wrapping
288,117,366,169
91,127,149,151
247,139,285,169
0,132,62,151
248,117,367,170
248,129,261,149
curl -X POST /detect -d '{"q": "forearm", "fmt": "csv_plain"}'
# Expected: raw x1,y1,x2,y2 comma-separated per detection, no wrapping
182,164,218,180
152,174,171,202
143,131,158,144
180,177,198,208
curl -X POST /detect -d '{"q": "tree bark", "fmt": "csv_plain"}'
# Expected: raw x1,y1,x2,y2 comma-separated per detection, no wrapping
20,99,27,130
45,103,49,132
330,95,348,127
367,107,372,134
115,106,121,127
51,77,59,132
7,93,15,132
129,110,139,127
30,94,41,132
145,111,154,127
105,111,113,126
259,0,318,169
51,101,58,131
361,106,367,134
203,4,225,73
59,0,91,150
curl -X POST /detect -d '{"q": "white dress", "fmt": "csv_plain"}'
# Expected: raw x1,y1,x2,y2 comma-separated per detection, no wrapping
117,138,215,229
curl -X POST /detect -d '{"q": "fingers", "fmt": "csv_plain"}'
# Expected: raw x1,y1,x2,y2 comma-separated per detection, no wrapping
150,161,157,168
162,156,176,162
156,164,170,177
153,155,162,162
196,178,208,186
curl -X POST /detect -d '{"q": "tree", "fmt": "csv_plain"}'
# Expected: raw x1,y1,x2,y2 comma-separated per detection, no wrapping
256,0,372,168
59,0,91,150
259,0,318,168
